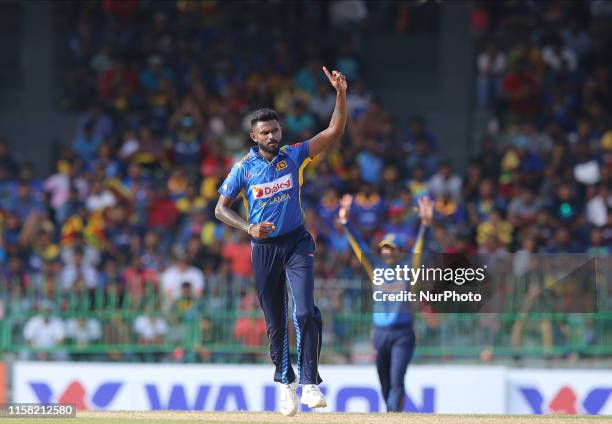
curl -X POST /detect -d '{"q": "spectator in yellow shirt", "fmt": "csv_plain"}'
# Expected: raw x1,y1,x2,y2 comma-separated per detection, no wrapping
477,209,513,247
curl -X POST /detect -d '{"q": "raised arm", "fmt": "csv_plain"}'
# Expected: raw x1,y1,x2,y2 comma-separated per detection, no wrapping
308,66,348,157
338,194,376,279
411,197,434,269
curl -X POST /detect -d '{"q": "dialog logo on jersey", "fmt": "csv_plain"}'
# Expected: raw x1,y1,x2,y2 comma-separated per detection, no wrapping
252,174,293,199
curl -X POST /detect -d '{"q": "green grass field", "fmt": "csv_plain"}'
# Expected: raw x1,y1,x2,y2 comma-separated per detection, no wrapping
1,411,611,424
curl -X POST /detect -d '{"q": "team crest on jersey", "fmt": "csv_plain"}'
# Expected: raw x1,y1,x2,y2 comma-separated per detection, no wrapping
275,160,288,171
252,174,292,199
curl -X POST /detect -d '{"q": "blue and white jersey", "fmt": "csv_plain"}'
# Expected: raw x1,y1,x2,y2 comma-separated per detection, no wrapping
218,141,312,238
344,221,429,328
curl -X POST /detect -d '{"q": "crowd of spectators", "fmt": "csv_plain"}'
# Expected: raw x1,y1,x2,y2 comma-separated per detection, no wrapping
470,1,612,255
0,1,611,362
469,0,612,359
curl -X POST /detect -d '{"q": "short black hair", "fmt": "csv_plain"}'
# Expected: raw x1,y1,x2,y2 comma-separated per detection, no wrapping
250,108,279,127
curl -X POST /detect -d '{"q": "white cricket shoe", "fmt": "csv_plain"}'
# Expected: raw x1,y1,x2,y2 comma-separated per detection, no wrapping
279,380,298,416
301,384,327,408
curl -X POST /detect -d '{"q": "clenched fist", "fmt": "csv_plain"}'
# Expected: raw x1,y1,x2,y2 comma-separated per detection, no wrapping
248,222,276,238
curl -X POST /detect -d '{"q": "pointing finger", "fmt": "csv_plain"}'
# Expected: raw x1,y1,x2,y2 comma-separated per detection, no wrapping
322,66,333,83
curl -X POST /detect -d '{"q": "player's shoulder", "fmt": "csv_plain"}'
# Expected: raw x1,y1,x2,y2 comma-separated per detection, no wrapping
280,141,306,154
237,152,252,165
232,151,256,169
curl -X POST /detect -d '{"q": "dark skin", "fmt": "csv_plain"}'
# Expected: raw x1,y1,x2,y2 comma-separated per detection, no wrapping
215,66,348,238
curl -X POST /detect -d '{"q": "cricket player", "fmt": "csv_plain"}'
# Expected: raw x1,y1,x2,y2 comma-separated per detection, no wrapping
338,194,433,412
215,66,347,416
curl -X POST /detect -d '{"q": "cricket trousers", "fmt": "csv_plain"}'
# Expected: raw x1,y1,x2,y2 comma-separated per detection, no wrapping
251,225,323,385
373,326,415,412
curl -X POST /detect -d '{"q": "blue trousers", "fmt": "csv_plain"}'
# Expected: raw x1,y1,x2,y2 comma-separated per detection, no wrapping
251,225,323,385
373,326,415,412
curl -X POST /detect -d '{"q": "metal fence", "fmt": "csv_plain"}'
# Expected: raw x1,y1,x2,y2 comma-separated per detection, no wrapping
1,260,611,362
